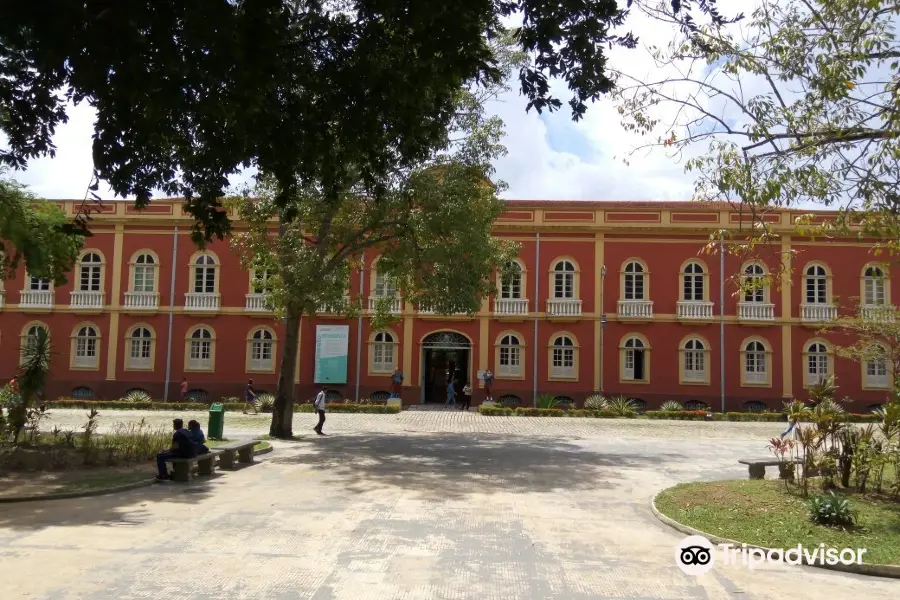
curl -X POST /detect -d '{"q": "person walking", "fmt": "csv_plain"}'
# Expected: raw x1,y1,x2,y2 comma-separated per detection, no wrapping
243,379,258,414
461,381,472,411
179,377,188,402
445,379,456,408
391,368,404,400
483,369,494,403
313,386,327,435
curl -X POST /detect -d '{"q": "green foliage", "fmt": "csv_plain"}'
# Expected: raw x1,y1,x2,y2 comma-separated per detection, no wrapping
256,393,276,413
807,491,856,529
513,408,565,417
659,400,684,412
644,410,708,420
0,174,85,283
584,394,608,410
294,403,400,414
607,396,637,417
120,390,153,404
536,394,557,410
479,406,514,416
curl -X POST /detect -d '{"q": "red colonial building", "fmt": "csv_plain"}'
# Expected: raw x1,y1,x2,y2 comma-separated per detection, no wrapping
0,199,896,411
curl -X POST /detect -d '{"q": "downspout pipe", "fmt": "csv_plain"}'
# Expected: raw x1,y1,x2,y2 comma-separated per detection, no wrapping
163,226,179,402
355,253,365,402
720,232,726,414
533,232,540,408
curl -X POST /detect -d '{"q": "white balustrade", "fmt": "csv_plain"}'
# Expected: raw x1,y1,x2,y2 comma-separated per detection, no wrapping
70,290,104,309
19,289,54,309
124,291,159,310
800,303,837,323
546,298,582,317
617,300,654,319
368,296,402,313
245,293,271,312
493,298,529,315
738,302,775,321
676,301,714,320
317,296,350,314
184,292,221,311
861,304,896,323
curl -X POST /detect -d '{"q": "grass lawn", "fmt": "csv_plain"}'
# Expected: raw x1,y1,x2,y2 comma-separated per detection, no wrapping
655,479,900,566
207,439,270,452
1,466,152,499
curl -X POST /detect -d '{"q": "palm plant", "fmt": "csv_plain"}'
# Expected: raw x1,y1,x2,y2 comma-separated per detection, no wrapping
11,327,52,444
584,394,608,410
873,399,900,442
607,396,636,417
537,393,557,409
808,375,836,405
660,400,684,412
783,399,811,424
121,389,153,403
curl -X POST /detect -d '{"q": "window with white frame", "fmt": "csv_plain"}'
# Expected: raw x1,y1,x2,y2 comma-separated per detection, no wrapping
79,253,102,292
864,266,886,305
373,270,396,298
372,331,394,372
806,342,829,385
249,329,274,371
623,337,646,381
132,253,156,292
683,339,706,382
551,335,575,378
498,334,522,377
624,261,645,300
743,264,766,303
189,327,213,369
74,326,99,368
682,262,704,301
805,265,827,304
29,275,50,291
193,254,216,294
552,261,575,299
500,262,523,299
128,327,153,369
865,346,889,388
744,341,767,383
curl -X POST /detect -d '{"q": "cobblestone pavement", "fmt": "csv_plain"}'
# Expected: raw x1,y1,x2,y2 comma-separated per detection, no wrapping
3,411,895,599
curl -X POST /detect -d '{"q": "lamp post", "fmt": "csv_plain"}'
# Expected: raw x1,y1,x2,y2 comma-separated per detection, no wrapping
600,264,607,395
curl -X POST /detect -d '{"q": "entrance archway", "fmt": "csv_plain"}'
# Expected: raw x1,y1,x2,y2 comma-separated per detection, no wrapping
420,331,472,404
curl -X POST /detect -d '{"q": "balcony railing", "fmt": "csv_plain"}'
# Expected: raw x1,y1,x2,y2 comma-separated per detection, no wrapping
800,303,837,323
245,293,271,312
19,289,53,309
418,303,470,316
861,304,896,323
617,300,653,319
676,301,714,320
494,298,529,316
124,291,159,310
546,298,582,317
70,290,104,309
367,296,402,314
184,292,220,312
738,301,775,322
317,296,350,314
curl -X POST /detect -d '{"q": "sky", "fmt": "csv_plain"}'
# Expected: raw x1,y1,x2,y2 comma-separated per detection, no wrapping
4,1,748,203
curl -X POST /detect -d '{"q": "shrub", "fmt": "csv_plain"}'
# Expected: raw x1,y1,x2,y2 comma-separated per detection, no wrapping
121,389,153,403
536,393,557,409
584,394,608,410
293,403,400,414
807,491,856,528
514,407,565,417
659,400,684,412
256,393,276,413
479,406,513,416
645,410,708,420
607,396,636,417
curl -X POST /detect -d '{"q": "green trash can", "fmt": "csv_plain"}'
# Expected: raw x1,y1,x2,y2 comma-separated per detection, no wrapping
208,403,225,440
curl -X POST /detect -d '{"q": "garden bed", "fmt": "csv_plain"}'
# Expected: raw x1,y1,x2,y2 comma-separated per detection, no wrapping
654,479,900,566
477,407,880,422
0,465,152,500
48,400,400,414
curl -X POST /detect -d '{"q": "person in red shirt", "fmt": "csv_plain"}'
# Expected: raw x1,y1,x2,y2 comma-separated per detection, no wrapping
180,377,188,402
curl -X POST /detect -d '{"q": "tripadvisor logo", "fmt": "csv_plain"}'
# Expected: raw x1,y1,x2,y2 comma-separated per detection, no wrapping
675,535,867,574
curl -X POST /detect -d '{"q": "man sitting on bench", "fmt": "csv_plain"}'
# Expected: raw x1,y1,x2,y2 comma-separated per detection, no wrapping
156,418,197,480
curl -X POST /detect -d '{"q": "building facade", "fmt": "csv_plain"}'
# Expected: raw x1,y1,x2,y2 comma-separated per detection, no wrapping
0,199,896,411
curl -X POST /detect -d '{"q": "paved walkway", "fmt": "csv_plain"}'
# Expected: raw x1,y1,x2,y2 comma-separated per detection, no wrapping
2,412,895,599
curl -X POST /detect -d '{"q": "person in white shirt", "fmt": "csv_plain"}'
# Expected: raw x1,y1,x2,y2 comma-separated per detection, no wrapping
313,387,327,435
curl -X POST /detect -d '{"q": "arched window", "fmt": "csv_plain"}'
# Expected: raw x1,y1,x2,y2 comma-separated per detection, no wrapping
624,261,646,301
500,262,523,299
623,337,646,381
128,326,154,370
682,262,704,301
193,254,217,294
806,342,829,386
805,265,827,305
79,252,102,292
744,341,767,384
372,331,395,373
249,329,275,372
864,265,886,306
550,335,576,378
132,253,157,293
682,339,706,382
552,260,576,299
743,264,766,303
25,324,45,347
498,333,522,377
73,325,99,368
188,327,214,370
864,345,889,389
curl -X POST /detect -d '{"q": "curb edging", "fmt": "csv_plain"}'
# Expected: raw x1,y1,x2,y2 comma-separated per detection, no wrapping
650,491,900,579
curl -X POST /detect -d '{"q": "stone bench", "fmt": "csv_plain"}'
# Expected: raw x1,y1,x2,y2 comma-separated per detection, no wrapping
738,458,799,480
215,440,257,470
166,450,222,482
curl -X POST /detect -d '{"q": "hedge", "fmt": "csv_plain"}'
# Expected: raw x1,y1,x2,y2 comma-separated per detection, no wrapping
478,407,881,422
48,400,400,414
293,403,400,414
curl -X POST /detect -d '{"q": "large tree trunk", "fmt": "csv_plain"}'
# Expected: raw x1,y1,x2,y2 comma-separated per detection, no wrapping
270,308,302,438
